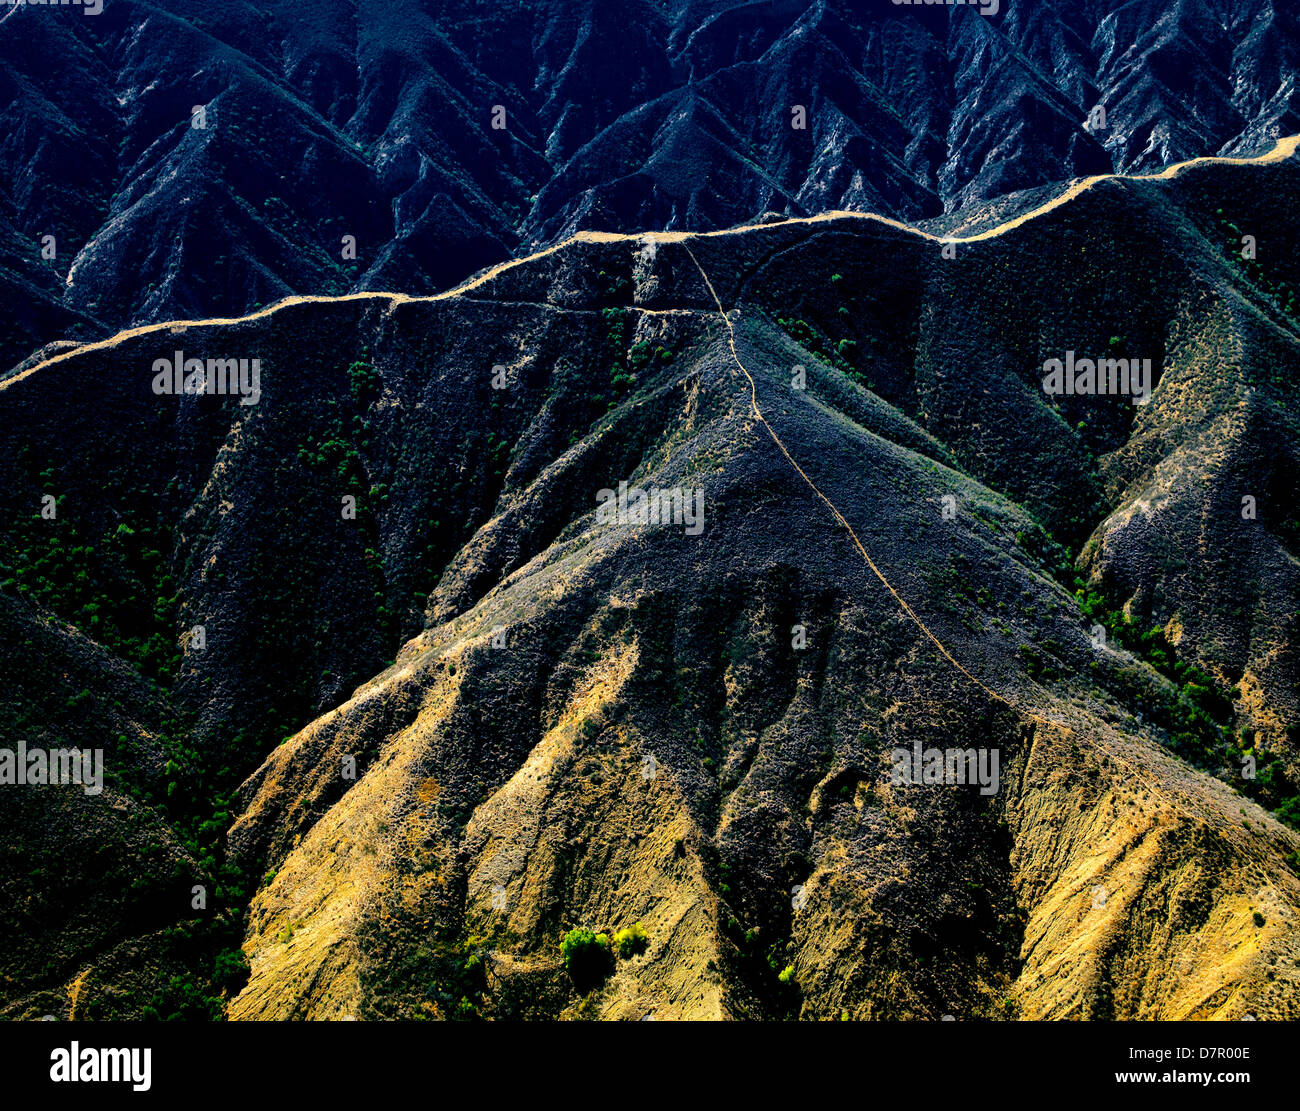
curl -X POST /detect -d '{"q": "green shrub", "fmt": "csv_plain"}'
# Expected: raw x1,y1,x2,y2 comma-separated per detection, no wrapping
613,922,648,958
347,359,380,408
560,927,611,989
1274,795,1300,830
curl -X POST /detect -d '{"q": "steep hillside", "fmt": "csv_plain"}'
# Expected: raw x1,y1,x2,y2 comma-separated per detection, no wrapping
2,140,1300,1019
0,592,247,1019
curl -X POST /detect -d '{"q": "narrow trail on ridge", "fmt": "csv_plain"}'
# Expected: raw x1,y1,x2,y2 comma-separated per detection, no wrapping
6,134,1297,391
679,241,1074,738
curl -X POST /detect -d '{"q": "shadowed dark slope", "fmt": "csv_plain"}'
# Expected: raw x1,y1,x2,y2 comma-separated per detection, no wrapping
2,146,1300,1018
3,0,1299,368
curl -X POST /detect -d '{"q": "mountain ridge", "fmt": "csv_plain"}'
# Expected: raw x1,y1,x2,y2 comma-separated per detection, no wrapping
3,137,1300,1019
5,0,1300,370
10,130,1299,390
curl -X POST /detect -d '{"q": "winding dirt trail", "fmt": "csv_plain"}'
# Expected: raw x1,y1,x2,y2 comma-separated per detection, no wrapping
673,131,1300,736
679,242,1071,734
4,134,1296,392
7,134,1300,739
